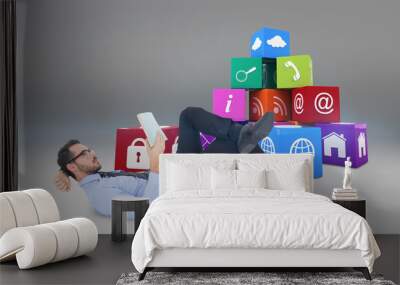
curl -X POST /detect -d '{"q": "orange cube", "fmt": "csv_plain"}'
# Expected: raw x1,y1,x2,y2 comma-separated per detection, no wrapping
249,89,291,122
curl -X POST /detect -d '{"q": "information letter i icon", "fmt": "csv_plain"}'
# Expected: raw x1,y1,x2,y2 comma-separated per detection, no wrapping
225,94,233,113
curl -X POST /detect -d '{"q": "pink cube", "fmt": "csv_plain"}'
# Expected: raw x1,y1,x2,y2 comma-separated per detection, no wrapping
212,88,247,121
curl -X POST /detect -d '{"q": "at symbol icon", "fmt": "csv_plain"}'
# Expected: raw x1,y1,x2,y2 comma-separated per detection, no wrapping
314,92,334,115
294,93,304,115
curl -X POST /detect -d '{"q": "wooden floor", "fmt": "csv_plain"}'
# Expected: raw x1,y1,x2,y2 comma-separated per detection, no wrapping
0,235,398,285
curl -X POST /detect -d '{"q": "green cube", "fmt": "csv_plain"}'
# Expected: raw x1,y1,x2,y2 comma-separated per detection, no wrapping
276,55,313,88
231,58,276,89
231,58,262,89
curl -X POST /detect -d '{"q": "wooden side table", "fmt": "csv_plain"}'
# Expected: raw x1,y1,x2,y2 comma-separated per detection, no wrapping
332,199,366,219
112,196,149,242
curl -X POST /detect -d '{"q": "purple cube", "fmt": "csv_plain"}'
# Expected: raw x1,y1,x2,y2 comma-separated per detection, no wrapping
212,88,247,121
315,122,368,168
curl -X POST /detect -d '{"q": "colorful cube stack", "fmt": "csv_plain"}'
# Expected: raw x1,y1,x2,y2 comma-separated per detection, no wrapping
207,26,368,178
116,26,369,177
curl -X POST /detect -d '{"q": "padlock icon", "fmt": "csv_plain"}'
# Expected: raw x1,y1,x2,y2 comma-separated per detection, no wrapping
171,136,179,153
126,138,150,169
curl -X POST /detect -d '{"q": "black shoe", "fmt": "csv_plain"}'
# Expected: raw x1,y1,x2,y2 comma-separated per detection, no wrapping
237,112,274,153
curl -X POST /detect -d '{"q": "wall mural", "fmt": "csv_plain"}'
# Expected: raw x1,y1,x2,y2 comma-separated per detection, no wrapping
58,26,368,217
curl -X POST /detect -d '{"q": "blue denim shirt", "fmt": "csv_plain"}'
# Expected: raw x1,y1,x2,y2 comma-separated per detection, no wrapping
79,171,159,217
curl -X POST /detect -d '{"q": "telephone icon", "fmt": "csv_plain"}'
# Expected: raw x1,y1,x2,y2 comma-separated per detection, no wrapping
284,60,301,81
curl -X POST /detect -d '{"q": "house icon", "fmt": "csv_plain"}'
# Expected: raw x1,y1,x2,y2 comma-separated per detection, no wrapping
322,132,346,158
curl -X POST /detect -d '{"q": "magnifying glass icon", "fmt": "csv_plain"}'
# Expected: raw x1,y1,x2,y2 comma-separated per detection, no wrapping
235,66,257,83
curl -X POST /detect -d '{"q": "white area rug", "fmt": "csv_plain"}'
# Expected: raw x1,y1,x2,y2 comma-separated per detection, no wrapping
116,271,396,285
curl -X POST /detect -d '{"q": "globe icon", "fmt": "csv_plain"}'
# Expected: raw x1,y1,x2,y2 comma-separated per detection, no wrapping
289,138,315,154
259,137,275,154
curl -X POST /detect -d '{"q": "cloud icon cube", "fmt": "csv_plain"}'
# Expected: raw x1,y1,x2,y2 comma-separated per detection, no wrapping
250,27,290,58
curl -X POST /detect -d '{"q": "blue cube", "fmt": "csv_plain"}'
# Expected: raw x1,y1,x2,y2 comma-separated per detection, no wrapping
258,126,323,178
250,27,290,58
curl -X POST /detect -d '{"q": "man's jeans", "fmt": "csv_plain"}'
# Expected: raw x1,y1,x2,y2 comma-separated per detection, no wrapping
176,107,268,153
176,107,239,153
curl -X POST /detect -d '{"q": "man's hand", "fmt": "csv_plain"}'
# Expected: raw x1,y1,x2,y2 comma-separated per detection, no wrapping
145,132,165,173
55,170,72,192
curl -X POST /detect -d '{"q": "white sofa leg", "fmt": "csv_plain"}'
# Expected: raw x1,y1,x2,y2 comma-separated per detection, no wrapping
0,218,97,269
0,246,24,262
0,226,57,269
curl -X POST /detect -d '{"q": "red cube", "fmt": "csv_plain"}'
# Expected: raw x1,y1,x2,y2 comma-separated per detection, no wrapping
114,126,179,172
291,86,340,123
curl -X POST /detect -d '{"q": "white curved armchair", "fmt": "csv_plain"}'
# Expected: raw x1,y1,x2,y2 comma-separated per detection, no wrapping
0,189,98,269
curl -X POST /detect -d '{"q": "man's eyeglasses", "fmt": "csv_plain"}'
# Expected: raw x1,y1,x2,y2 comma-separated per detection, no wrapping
66,149,92,164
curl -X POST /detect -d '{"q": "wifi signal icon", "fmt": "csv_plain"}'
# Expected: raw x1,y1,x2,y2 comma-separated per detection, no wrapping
250,97,264,120
273,96,288,119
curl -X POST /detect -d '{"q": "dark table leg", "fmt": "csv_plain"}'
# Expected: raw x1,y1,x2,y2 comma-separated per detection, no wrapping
112,201,126,242
134,201,149,235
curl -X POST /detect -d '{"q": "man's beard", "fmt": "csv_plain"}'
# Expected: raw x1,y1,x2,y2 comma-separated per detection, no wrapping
76,163,102,175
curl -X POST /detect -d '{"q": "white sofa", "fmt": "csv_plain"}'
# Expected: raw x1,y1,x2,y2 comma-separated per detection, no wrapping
0,189,98,269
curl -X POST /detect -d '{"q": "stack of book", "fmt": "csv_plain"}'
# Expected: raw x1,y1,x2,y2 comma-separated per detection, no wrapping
332,188,358,200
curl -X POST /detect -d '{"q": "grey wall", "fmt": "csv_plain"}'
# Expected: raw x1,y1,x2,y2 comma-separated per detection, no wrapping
17,0,400,234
